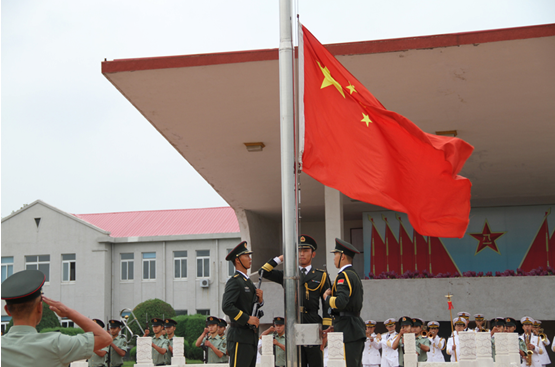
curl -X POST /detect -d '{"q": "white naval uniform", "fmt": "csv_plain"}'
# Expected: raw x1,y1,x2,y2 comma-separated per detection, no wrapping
520,334,544,367
362,333,382,366
380,331,399,367
446,332,461,362
538,335,551,366
426,335,446,362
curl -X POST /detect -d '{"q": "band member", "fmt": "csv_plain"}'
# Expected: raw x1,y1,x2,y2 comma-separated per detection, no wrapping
164,318,178,365
391,316,412,367
260,234,331,367
532,320,551,367
520,316,544,367
88,319,109,367
196,316,227,363
446,317,467,362
362,320,381,367
323,238,365,367
473,314,488,332
426,321,445,362
1,270,111,367
108,319,128,367
143,318,168,366
222,241,263,367
412,318,430,363
457,312,470,331
380,318,399,367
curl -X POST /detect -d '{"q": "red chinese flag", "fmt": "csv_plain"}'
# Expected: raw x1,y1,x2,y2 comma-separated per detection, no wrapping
300,25,474,238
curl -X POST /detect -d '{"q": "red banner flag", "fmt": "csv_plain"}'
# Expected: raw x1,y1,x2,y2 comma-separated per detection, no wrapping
300,25,474,238
448,301,454,310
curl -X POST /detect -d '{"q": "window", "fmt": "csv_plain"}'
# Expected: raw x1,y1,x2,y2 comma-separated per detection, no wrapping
174,251,187,279
196,309,210,315
25,255,50,282
121,253,134,281
1,316,11,334
175,309,188,316
1,257,14,283
62,254,76,282
196,250,210,278
142,252,156,280
61,319,75,328
227,249,235,277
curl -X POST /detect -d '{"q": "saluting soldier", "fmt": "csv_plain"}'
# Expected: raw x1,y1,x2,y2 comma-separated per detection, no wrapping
1,270,112,367
107,319,128,367
473,314,488,332
260,234,332,367
323,238,365,367
490,317,505,361
391,316,413,367
222,241,264,367
88,319,109,367
144,318,169,366
196,316,228,363
164,318,177,365
426,321,445,362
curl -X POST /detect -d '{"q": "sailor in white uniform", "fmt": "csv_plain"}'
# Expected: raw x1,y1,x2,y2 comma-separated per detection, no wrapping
446,317,467,362
426,321,445,362
380,318,399,367
520,316,545,367
362,320,382,367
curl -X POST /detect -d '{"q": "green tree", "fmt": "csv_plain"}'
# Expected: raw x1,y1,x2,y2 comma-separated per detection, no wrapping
40,327,85,336
5,301,61,333
130,299,175,337
174,314,206,360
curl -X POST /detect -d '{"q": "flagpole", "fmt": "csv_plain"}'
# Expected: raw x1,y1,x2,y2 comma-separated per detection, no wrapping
446,293,457,361
279,0,299,366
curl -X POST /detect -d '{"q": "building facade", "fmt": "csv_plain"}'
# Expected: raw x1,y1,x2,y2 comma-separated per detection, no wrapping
1,200,241,331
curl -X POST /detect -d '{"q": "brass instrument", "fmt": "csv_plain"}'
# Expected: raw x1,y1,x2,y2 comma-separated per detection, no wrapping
119,308,145,342
525,333,533,366
421,330,429,338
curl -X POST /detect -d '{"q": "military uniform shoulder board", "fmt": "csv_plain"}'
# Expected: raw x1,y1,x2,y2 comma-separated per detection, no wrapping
315,268,326,273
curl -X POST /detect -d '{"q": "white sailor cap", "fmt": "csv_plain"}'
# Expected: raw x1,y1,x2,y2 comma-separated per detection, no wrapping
473,314,485,320
520,316,534,325
384,318,396,326
533,320,541,327
457,311,470,320
427,321,440,328
453,317,467,326
365,320,376,327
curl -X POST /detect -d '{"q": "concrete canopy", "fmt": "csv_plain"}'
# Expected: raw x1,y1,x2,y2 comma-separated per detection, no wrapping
102,24,555,224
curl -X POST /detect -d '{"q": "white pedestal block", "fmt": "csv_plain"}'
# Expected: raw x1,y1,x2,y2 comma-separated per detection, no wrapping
404,353,418,367
260,354,275,367
404,333,416,353
327,332,346,367
135,336,154,367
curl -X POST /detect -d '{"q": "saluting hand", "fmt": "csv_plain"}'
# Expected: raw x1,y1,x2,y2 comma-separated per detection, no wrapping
42,296,71,318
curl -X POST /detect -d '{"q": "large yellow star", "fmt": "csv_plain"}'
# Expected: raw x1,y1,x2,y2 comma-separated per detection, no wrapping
317,61,345,98
346,82,357,94
361,113,372,127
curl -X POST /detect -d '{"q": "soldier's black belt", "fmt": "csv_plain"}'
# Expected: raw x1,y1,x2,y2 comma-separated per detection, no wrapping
300,306,317,314
339,311,360,317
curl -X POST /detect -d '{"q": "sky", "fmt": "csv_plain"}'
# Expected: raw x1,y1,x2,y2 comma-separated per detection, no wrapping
2,0,554,218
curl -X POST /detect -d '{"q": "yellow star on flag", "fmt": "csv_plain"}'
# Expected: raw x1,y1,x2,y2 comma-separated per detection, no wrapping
317,61,345,98
346,82,356,94
361,113,372,127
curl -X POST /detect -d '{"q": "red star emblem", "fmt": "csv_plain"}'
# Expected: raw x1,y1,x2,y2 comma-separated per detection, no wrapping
469,220,505,255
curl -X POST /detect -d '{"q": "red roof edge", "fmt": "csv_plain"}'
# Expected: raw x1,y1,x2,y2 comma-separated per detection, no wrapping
102,23,555,74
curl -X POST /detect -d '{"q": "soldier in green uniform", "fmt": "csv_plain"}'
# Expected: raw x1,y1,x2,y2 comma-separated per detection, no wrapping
323,238,365,367
143,318,169,366
260,234,332,367
88,319,109,367
164,318,177,365
222,241,264,367
490,317,505,361
107,319,127,367
504,317,527,362
392,316,413,366
272,317,286,367
217,318,228,357
411,318,430,363
1,269,112,367
195,316,228,363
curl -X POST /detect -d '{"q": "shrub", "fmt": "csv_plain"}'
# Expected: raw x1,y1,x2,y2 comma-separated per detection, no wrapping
174,314,206,360
130,298,175,337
